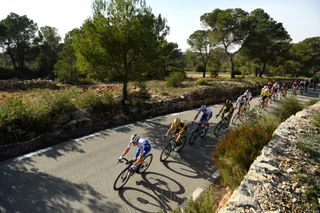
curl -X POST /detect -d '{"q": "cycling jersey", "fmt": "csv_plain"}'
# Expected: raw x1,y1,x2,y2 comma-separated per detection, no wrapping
237,97,246,104
128,138,152,158
200,107,212,122
170,121,187,135
261,89,270,97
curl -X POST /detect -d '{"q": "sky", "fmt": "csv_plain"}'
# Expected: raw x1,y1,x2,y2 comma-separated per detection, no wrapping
1,0,319,51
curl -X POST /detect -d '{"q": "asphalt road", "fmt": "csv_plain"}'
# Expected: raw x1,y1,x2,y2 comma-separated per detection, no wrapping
0,89,319,213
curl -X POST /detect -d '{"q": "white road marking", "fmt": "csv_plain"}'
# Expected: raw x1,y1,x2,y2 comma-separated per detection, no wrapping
211,170,221,179
192,187,204,201
17,147,53,161
171,113,180,116
112,124,131,131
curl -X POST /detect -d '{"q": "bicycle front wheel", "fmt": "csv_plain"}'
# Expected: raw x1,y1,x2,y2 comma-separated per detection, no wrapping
214,121,223,135
113,167,132,190
232,113,239,124
138,154,153,173
189,129,199,145
174,136,186,152
160,144,172,162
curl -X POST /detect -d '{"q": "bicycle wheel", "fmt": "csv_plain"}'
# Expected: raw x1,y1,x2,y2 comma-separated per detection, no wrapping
138,154,153,173
232,113,239,124
213,121,223,135
160,143,172,162
113,167,132,190
173,136,186,152
189,129,199,145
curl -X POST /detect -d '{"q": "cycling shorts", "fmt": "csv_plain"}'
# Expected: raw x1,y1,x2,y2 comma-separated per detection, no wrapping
135,143,151,158
262,96,268,101
200,112,212,122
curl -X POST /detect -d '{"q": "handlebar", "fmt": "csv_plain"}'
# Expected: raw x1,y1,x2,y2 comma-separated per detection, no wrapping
117,157,130,164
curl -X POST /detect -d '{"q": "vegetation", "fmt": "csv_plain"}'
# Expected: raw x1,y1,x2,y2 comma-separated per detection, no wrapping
213,97,307,189
165,71,186,87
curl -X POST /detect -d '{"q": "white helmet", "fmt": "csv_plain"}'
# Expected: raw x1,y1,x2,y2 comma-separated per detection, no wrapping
200,105,207,110
130,134,140,142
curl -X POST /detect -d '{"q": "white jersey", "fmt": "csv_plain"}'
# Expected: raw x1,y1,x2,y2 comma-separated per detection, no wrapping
128,138,150,149
243,91,252,100
200,107,212,116
237,96,246,104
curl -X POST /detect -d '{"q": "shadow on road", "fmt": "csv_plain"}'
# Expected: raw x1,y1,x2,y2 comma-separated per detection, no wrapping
0,160,120,213
118,171,186,212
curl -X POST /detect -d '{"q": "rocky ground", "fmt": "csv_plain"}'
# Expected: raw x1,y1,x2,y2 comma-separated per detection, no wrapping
219,102,320,212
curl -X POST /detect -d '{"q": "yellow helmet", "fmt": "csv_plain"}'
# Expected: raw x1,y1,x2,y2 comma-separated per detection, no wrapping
173,118,181,127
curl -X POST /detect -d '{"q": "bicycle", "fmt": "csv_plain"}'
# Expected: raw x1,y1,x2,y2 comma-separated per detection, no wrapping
188,121,209,145
159,135,186,162
232,106,245,124
113,154,153,190
213,115,230,136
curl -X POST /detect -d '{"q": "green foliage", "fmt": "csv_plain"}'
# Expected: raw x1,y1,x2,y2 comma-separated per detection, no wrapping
213,116,279,189
201,8,251,78
0,13,39,71
42,90,76,115
273,96,304,121
196,65,205,73
54,30,79,83
0,97,50,134
173,186,218,213
188,30,216,77
196,78,209,86
312,114,320,127
73,0,169,102
78,90,115,113
165,72,185,87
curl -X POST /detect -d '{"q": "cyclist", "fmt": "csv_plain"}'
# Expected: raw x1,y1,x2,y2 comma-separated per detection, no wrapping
194,105,212,125
235,95,247,117
165,118,187,145
260,87,271,108
118,134,152,171
292,80,299,95
216,99,234,126
243,90,252,109
194,105,212,136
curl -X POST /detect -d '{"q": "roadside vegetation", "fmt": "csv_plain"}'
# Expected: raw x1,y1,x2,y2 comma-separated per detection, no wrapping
178,96,314,213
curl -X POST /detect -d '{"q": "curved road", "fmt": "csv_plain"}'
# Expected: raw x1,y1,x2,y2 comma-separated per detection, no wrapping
0,90,319,213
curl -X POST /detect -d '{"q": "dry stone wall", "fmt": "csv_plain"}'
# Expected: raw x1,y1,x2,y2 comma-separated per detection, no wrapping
219,102,320,212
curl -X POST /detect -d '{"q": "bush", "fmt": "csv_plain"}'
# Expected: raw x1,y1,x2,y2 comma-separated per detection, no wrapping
274,96,304,121
42,90,76,115
0,97,27,130
196,79,209,86
213,116,279,189
165,72,185,87
78,90,115,113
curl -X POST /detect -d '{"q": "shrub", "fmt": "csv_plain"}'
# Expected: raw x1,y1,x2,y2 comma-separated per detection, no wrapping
0,97,27,130
213,116,279,189
196,79,209,86
274,96,303,121
42,90,76,115
312,114,320,127
79,90,115,113
165,72,185,87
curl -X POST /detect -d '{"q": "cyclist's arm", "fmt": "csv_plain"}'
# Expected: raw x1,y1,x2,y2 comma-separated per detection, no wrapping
194,111,200,121
175,126,186,142
120,145,131,158
217,106,225,116
166,124,174,137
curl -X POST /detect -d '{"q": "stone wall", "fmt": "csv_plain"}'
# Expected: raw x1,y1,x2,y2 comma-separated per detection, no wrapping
219,102,320,212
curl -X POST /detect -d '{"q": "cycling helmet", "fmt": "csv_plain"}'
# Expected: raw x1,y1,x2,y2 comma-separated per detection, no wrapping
173,118,181,127
225,99,231,104
200,105,207,110
130,134,140,143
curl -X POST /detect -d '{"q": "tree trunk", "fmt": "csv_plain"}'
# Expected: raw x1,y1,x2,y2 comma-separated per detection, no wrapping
203,62,207,78
7,49,18,70
121,80,128,105
259,62,266,77
229,56,235,79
